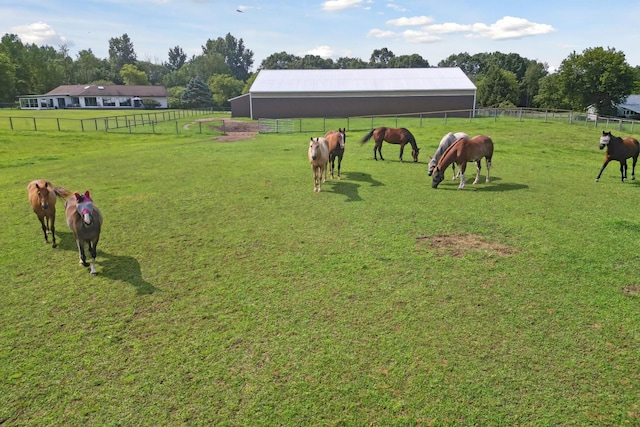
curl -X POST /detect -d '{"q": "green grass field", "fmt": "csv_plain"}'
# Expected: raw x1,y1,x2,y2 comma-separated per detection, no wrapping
1,114,639,426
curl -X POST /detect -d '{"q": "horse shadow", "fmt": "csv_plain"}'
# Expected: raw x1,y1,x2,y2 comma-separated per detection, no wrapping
56,231,158,295
327,180,362,202
432,176,529,192
341,171,385,187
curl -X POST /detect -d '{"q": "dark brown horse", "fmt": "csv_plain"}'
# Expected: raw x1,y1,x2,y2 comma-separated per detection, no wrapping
431,135,493,189
595,131,640,182
66,191,103,275
324,128,346,179
360,127,420,162
27,179,72,248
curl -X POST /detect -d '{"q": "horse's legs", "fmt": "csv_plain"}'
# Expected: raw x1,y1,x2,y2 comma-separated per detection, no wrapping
374,140,384,161
399,143,404,162
38,216,49,244
620,160,627,182
458,162,467,189
595,159,610,182
329,155,335,179
485,158,492,183
77,240,89,267
337,155,342,180
50,218,57,248
632,156,638,180
472,160,482,184
451,163,458,180
88,239,98,275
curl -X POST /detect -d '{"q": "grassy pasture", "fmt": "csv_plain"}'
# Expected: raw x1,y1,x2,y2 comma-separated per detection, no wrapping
1,115,639,426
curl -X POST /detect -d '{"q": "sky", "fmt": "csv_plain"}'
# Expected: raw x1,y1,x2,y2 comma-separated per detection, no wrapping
2,0,640,74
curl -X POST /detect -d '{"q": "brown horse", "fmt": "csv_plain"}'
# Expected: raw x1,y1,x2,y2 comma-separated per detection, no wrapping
431,135,493,189
360,127,420,162
324,128,346,179
27,179,72,248
308,137,329,192
66,191,103,275
595,131,640,182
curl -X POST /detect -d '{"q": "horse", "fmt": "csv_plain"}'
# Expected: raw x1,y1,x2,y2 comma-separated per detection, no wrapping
308,137,329,192
27,179,72,248
65,191,103,275
324,128,346,179
360,127,420,162
595,131,640,182
431,135,494,189
428,131,469,178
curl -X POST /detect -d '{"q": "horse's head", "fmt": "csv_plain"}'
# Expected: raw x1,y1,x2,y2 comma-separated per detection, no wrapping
431,167,445,188
412,147,420,163
600,131,612,150
339,128,346,149
35,181,51,210
427,156,437,176
74,191,95,226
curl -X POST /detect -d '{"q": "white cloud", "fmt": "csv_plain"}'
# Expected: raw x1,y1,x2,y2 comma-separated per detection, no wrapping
470,16,556,40
423,22,472,34
367,29,398,39
386,16,433,27
321,0,363,12
305,45,334,58
387,3,406,12
11,22,69,46
401,30,441,43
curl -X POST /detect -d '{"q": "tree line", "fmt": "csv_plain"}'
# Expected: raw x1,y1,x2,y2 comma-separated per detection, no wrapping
1,31,639,115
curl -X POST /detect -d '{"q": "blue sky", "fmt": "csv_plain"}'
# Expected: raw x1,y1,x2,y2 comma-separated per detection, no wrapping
2,0,639,73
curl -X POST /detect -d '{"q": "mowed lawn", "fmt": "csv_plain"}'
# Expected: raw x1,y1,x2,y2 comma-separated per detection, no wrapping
1,116,639,426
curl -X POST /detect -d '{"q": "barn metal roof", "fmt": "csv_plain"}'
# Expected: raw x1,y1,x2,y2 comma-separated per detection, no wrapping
250,68,476,94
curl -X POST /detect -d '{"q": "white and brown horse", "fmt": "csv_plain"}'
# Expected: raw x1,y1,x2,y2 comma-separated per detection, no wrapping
595,131,640,182
66,191,103,275
324,128,346,179
27,179,72,248
431,135,493,189
308,137,329,192
428,131,469,179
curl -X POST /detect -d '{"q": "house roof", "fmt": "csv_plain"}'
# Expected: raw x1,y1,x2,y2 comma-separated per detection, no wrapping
619,94,640,114
250,68,476,95
43,85,168,97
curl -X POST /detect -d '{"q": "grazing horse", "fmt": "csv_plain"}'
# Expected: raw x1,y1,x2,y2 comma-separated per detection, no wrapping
66,191,103,275
595,131,640,182
325,128,346,179
432,135,494,189
360,127,420,162
308,137,329,192
27,179,72,248
428,131,470,178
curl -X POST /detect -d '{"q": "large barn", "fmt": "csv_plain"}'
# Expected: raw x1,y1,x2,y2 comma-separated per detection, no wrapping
230,67,476,119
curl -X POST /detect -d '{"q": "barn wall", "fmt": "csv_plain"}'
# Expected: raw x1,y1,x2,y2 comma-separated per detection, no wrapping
230,94,251,117
249,95,475,119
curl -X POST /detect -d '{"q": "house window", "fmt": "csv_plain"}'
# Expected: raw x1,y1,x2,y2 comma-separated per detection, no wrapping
84,97,98,107
21,98,38,108
102,97,116,107
120,97,132,107
70,97,80,107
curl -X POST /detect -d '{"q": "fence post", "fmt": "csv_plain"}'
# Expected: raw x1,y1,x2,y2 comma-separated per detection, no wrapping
444,112,447,126
104,118,108,132
175,121,178,134
199,121,202,134
81,119,85,132
33,117,37,131
94,119,98,131
57,118,61,132
9,117,13,130
152,121,155,134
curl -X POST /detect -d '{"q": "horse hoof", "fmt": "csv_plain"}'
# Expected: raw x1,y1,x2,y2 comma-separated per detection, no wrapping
52,243,57,248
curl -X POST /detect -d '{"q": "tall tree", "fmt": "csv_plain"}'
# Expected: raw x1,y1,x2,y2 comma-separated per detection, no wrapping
295,55,334,69
202,33,253,81
521,61,548,107
557,47,635,115
0,34,31,96
388,54,429,68
208,74,244,107
534,73,572,109
180,75,214,108
369,48,395,67
0,52,16,101
120,64,150,85
259,51,301,69
73,49,107,84
167,45,187,72
335,56,367,69
476,66,520,107
108,33,137,83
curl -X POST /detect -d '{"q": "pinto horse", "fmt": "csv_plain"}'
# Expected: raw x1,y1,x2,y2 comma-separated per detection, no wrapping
27,179,72,248
595,131,640,182
308,137,329,192
431,135,493,189
66,191,103,275
325,128,346,179
360,127,420,162
428,131,469,178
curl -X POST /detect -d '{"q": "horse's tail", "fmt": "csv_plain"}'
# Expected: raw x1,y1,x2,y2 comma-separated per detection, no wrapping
360,129,374,145
53,186,73,200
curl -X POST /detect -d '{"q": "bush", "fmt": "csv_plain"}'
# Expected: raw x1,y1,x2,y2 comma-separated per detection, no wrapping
142,98,161,109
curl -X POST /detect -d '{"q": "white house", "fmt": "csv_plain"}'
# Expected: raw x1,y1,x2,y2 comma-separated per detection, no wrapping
18,85,169,110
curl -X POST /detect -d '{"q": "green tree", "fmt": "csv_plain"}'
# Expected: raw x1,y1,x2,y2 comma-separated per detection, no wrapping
369,48,395,67
557,47,635,115
167,86,185,108
534,73,572,109
388,54,429,68
242,72,257,94
0,52,16,101
120,64,150,85
73,49,107,84
186,53,230,83
335,56,368,69
294,54,334,69
0,34,31,96
136,60,168,85
108,33,137,83
180,75,214,108
208,74,244,108
167,45,187,72
521,61,548,107
476,66,519,107
202,33,253,81
259,51,301,69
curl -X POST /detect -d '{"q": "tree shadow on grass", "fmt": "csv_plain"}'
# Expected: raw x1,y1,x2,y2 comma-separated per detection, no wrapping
56,230,158,295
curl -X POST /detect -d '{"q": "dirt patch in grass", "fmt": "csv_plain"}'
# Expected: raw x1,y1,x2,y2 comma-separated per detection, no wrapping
417,233,516,257
622,284,640,297
184,118,259,142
